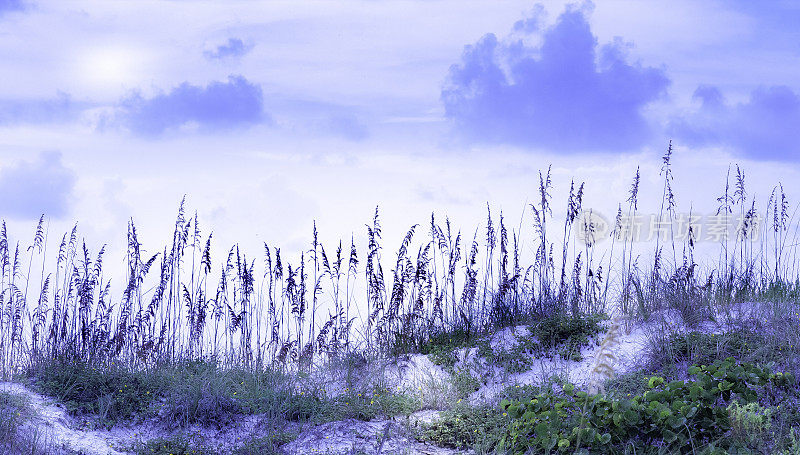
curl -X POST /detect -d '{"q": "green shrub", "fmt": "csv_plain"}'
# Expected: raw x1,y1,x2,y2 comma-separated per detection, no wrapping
361,387,418,419
283,390,326,422
501,384,544,403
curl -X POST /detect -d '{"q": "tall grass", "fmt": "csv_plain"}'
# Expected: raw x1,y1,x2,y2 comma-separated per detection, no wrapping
1,145,799,385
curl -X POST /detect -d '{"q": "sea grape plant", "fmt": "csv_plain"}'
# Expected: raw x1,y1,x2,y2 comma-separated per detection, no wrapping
499,357,794,454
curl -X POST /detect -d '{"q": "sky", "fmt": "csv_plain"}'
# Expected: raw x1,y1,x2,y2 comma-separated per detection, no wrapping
1,0,800,290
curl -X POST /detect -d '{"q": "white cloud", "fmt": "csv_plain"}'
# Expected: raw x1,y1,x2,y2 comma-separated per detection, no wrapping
0,151,75,220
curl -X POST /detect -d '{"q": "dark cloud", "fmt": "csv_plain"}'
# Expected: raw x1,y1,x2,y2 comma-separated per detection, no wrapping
441,2,669,152
0,0,25,15
204,38,253,60
0,151,75,220
119,75,269,136
0,92,77,125
670,85,800,161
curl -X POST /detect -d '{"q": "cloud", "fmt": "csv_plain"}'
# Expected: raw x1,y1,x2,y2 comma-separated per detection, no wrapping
670,85,800,161
119,75,269,136
441,2,670,152
321,114,369,141
727,0,800,35
204,38,253,60
0,92,77,125
512,4,546,34
267,95,370,141
0,151,75,220
0,0,25,15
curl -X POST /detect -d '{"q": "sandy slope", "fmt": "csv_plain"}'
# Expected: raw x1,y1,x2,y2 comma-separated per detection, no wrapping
0,382,125,455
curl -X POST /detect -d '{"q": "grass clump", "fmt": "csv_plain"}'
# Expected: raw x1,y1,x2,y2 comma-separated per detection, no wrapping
666,330,756,367
752,278,800,303
354,387,419,419
29,357,305,430
29,358,262,429
500,383,546,403
159,360,254,429
414,383,549,453
602,369,661,400
318,386,418,422
419,328,477,369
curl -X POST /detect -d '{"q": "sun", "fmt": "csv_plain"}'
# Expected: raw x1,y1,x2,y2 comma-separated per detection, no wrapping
76,45,146,93
90,48,130,82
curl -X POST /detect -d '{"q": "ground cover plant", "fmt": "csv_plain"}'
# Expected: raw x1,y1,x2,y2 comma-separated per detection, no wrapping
499,358,796,454
4,147,800,452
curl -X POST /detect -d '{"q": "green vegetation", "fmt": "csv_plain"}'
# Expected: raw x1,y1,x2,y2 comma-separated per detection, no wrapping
32,359,158,428
419,328,476,369
416,404,510,452
500,358,796,454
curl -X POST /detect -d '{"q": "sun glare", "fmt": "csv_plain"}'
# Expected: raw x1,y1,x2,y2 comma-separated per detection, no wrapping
76,45,146,93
